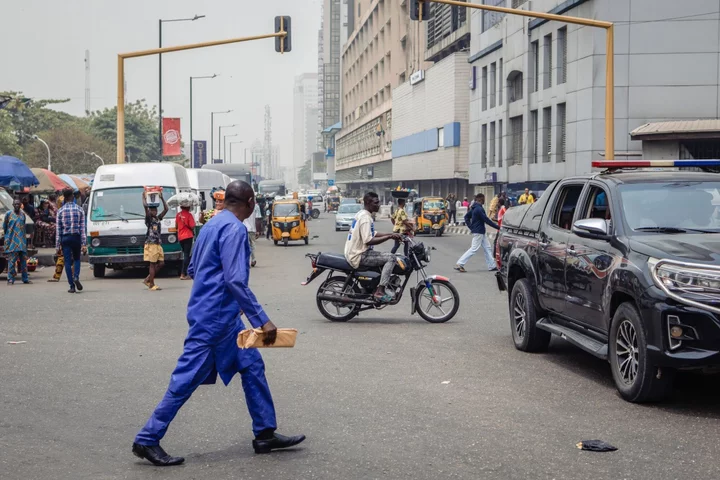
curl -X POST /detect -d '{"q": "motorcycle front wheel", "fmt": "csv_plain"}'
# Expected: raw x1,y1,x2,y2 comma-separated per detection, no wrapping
317,276,361,322
415,279,459,323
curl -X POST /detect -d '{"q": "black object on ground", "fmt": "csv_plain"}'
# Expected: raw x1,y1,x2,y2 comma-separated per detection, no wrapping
577,440,618,452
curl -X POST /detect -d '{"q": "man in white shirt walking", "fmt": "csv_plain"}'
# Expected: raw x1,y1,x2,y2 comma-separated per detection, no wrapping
344,192,402,303
243,200,261,267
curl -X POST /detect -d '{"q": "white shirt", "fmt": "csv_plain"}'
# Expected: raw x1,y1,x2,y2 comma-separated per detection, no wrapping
254,204,261,219
344,209,374,269
243,208,257,233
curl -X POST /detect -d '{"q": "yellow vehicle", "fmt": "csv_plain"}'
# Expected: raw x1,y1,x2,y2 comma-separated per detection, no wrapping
271,199,309,246
411,197,448,237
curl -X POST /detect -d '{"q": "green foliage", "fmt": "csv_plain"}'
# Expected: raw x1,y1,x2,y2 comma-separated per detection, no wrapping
90,99,161,163
23,124,114,174
0,91,75,144
0,110,21,157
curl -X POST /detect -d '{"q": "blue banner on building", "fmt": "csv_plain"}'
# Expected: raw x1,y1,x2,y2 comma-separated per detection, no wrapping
193,141,207,168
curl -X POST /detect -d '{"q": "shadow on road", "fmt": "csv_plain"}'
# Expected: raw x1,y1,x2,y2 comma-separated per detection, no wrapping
541,338,720,418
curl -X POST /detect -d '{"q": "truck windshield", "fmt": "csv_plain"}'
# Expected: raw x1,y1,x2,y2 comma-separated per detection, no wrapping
0,189,13,216
619,181,720,232
90,187,177,222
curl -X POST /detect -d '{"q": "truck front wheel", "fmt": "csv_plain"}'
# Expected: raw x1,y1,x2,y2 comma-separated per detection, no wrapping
609,302,674,402
93,264,106,278
509,278,550,352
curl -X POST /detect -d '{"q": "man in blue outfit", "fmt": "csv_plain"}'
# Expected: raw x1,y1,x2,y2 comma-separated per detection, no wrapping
454,193,500,273
132,181,305,467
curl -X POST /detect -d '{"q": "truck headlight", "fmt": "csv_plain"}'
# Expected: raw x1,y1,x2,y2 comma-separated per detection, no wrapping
649,257,720,291
91,238,101,247
167,234,177,244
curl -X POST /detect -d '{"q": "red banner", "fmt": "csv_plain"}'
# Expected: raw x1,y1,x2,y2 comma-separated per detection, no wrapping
162,118,182,156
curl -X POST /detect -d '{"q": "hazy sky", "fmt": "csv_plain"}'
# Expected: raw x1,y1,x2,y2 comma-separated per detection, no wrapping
1,0,321,167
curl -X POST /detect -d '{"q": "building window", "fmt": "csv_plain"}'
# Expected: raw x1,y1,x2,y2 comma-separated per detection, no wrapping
489,122,496,167
481,124,488,168
508,71,523,103
481,66,488,111
510,115,523,166
511,0,527,7
498,119,503,167
483,0,506,32
557,103,567,163
530,41,539,93
544,33,553,89
489,62,496,108
438,127,445,147
530,109,538,164
557,27,567,85
542,106,552,163
498,59,503,105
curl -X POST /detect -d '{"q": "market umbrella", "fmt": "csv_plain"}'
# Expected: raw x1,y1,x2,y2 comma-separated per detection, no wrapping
69,175,91,192
0,155,39,190
29,168,71,193
58,174,79,192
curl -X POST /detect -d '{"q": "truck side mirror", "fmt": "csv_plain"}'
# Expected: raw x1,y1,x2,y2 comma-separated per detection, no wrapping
573,218,610,240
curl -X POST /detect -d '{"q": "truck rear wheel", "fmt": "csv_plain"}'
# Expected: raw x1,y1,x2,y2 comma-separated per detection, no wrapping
609,302,674,402
509,278,550,352
93,264,106,278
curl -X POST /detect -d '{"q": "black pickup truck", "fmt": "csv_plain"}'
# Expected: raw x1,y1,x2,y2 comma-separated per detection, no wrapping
495,165,720,402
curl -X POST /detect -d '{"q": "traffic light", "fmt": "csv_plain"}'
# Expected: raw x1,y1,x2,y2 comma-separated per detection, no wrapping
409,0,431,21
274,16,292,53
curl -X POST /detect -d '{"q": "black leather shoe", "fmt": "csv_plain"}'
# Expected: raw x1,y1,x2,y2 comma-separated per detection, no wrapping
132,443,185,466
68,286,76,294
252,433,306,454
74,279,83,291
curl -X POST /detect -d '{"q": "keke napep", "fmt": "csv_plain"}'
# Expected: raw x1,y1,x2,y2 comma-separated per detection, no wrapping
271,196,309,246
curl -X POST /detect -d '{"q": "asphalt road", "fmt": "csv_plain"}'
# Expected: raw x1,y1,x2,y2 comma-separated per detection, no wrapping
1,213,719,480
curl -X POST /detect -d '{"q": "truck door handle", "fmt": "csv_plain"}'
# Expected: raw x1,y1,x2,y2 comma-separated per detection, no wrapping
568,246,577,255
539,241,549,247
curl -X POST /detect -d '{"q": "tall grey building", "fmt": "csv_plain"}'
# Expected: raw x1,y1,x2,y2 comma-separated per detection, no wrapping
469,0,720,196
293,73,319,189
322,0,351,130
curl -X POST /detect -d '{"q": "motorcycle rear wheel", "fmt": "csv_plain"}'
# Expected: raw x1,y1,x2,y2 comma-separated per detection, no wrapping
317,276,361,322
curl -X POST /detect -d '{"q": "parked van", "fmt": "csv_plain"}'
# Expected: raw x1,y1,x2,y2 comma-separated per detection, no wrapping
86,163,191,278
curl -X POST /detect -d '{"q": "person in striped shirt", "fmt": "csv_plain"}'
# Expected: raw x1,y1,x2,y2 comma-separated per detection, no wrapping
56,188,87,293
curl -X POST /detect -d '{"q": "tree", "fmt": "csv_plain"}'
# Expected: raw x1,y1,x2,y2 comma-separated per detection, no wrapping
0,110,21,157
0,91,75,144
90,100,161,163
23,124,115,174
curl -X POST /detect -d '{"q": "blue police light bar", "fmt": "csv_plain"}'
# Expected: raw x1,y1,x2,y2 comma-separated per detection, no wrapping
592,160,720,169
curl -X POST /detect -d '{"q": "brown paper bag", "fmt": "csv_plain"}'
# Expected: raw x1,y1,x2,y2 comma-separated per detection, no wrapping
237,328,298,349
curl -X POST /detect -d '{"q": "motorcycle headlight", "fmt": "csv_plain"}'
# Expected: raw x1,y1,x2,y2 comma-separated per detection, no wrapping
167,234,177,244
91,238,101,247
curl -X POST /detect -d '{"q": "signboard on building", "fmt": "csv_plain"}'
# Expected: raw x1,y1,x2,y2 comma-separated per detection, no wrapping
410,70,425,85
213,158,223,164
328,179,335,186
484,171,498,184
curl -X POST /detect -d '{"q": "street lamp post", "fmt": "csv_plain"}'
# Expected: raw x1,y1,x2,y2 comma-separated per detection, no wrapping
189,74,217,167
223,135,239,162
210,111,232,162
159,14,205,158
217,125,236,162
31,135,51,171
85,151,105,165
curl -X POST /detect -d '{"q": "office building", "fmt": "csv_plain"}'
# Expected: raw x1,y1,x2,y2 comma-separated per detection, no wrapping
293,73,319,189
335,0,426,196
468,0,720,197
390,1,471,199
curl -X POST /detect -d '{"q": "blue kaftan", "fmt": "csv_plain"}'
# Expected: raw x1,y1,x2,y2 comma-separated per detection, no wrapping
135,210,276,445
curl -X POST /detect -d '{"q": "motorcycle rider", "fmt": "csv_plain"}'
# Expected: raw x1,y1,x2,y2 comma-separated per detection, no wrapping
344,192,402,303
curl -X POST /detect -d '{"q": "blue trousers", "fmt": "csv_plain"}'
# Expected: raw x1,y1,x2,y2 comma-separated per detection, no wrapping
7,251,28,283
134,350,277,446
61,235,82,287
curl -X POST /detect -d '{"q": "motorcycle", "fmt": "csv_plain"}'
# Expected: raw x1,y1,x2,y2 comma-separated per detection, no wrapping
302,237,459,323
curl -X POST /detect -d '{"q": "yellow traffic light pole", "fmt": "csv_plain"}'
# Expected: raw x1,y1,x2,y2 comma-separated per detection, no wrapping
116,30,287,164
422,0,614,160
